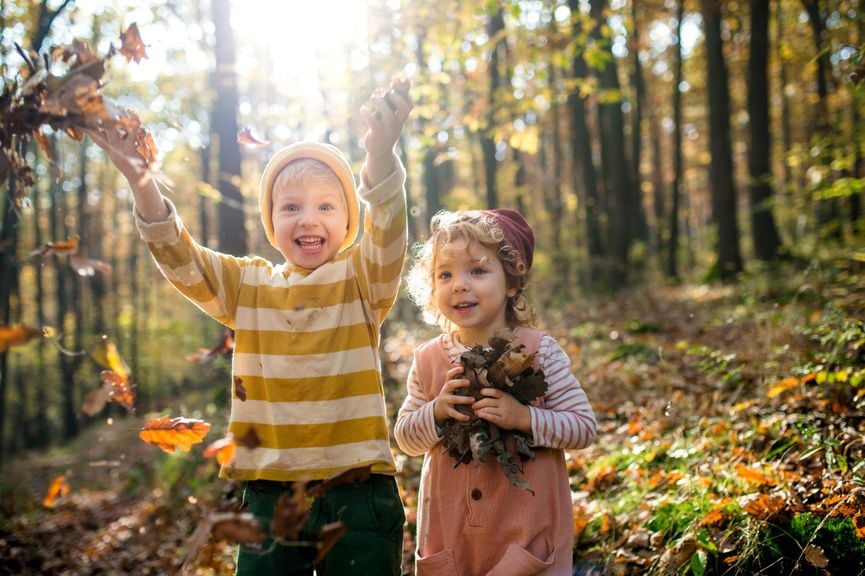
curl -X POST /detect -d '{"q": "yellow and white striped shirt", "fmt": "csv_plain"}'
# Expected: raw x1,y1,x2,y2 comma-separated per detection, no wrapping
135,161,407,481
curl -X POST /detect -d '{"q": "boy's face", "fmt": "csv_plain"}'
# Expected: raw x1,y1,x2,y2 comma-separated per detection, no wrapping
271,178,348,269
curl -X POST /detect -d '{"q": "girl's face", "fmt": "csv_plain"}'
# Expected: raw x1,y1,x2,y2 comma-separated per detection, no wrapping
271,178,348,269
433,237,516,347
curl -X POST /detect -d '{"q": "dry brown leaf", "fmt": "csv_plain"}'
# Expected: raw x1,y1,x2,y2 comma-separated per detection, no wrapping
29,235,80,257
119,23,148,63
272,484,310,542
316,522,348,562
100,369,135,412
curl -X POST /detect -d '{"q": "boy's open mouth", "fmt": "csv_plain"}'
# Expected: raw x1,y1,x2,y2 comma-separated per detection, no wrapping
296,236,325,251
454,302,476,311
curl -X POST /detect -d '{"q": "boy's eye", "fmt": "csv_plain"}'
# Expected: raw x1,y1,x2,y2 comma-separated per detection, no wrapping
472,267,487,275
436,271,451,280
319,203,335,211
281,204,299,212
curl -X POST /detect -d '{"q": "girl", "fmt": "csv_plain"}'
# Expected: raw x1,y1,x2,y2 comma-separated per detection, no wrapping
394,208,597,576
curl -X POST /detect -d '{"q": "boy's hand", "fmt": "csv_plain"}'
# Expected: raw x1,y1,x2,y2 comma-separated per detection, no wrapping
433,365,475,426
86,124,150,182
86,124,168,222
360,77,413,186
473,388,532,435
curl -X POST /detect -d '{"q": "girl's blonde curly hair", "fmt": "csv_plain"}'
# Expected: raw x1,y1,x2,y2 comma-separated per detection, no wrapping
406,210,536,332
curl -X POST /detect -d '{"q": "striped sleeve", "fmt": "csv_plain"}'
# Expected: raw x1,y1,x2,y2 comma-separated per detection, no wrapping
394,359,441,457
355,157,407,325
135,198,242,327
529,335,597,450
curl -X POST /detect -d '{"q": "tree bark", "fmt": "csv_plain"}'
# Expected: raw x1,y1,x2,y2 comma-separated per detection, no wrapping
212,0,247,256
748,0,783,260
568,0,604,289
481,7,506,209
703,0,743,279
668,0,685,278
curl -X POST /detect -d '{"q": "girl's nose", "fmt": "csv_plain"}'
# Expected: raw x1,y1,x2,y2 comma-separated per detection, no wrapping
452,275,469,292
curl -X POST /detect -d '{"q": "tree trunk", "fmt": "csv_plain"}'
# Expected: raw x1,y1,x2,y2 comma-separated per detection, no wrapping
703,0,743,279
568,0,604,289
591,0,642,282
748,0,783,260
630,0,649,247
212,0,247,256
668,0,685,278
481,7,505,209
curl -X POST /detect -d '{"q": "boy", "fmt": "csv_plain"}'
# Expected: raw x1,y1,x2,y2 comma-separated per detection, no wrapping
87,81,413,575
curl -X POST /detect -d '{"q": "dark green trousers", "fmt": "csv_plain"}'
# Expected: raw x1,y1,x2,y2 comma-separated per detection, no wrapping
235,474,405,576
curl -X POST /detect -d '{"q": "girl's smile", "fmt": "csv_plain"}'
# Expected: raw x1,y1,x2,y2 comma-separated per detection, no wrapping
433,237,516,346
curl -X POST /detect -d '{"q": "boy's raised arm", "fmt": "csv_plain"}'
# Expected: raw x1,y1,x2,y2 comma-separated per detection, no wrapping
87,125,169,223
359,79,413,187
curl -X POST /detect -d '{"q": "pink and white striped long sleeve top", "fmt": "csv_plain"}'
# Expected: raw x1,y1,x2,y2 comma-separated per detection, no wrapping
394,330,596,457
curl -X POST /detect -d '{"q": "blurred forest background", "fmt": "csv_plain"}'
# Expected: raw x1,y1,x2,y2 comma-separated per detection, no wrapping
1,0,864,574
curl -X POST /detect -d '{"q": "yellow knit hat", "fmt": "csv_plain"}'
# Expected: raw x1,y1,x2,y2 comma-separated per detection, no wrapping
259,142,360,254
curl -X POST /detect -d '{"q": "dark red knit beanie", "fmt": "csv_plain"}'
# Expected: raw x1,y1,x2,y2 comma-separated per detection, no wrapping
477,208,535,270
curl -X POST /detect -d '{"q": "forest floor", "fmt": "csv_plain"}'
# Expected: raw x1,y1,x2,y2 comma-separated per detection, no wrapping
1,261,864,575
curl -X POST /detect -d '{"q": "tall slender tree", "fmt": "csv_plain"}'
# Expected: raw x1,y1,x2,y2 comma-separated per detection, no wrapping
703,0,743,279
668,0,686,279
212,0,247,256
748,0,783,260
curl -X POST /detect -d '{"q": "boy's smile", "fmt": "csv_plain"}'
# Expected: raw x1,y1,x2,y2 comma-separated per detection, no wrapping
272,179,348,270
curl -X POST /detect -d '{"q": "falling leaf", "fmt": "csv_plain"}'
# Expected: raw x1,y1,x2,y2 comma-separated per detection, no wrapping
91,336,130,382
81,381,112,417
139,416,211,453
43,476,70,508
234,377,247,401
272,484,310,542
308,465,373,497
100,369,136,412
237,127,269,147
211,512,266,544
316,522,348,562
203,434,237,466
186,330,234,364
69,255,112,277
0,324,41,352
29,235,80,257
119,23,148,63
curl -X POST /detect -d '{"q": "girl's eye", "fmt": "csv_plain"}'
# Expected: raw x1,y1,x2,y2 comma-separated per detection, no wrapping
320,203,335,211
436,271,451,280
472,267,487,275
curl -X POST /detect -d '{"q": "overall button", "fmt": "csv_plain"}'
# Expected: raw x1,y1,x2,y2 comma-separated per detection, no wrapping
471,488,482,500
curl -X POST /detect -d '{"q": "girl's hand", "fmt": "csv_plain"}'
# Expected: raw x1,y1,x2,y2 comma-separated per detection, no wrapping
360,78,413,185
433,365,475,425
473,388,532,434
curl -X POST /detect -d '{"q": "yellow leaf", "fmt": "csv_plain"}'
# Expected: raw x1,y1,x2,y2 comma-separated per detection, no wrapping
768,376,802,398
91,336,130,381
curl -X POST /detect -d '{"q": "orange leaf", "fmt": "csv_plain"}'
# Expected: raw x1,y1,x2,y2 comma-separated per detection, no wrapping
767,376,802,399
273,485,310,542
204,434,237,466
29,234,80,257
186,330,234,364
43,475,70,508
139,416,211,453
101,370,136,412
0,325,41,352
237,127,269,147
119,23,148,63
741,493,786,520
735,464,774,486
854,513,865,540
